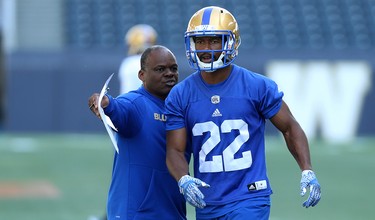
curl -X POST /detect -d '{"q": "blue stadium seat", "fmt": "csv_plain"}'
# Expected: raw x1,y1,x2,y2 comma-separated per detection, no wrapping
63,0,375,50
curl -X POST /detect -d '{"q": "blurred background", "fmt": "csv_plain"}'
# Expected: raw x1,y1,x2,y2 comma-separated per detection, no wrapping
0,0,374,219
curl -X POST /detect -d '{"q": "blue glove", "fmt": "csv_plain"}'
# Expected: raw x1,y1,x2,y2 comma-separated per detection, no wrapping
300,170,321,208
178,175,210,209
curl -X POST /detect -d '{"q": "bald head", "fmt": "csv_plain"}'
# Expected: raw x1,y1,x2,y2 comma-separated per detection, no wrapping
140,45,175,71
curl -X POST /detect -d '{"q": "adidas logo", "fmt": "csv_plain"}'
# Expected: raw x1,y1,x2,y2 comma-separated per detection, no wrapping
212,108,222,117
248,184,256,190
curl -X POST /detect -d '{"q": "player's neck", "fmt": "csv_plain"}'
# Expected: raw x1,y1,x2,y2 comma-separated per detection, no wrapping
201,65,232,85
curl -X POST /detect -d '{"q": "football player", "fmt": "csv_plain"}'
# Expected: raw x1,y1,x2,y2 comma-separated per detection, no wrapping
165,6,321,220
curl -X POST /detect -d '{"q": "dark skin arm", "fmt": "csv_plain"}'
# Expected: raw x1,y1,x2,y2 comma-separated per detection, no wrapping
270,101,312,171
88,93,109,119
166,127,190,181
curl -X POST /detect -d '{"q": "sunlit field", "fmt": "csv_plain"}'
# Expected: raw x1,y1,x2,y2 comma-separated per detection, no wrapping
0,133,373,220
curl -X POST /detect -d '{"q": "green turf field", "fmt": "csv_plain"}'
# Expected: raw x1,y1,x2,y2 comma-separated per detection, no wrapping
0,133,373,220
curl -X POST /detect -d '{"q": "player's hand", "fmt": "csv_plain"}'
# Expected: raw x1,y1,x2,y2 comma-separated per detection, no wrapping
178,175,210,209
300,170,321,208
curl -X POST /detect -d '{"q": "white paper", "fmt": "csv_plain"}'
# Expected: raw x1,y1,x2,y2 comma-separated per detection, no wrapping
98,73,119,153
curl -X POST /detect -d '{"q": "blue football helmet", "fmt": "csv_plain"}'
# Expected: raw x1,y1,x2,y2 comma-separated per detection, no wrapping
185,6,241,72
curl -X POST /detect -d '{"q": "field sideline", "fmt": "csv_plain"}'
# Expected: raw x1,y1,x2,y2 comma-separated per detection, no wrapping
0,133,373,220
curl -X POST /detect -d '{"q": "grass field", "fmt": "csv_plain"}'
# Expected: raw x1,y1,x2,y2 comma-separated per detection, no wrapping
0,133,373,220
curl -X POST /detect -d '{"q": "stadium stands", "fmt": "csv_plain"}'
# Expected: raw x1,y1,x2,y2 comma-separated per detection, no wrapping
64,0,374,50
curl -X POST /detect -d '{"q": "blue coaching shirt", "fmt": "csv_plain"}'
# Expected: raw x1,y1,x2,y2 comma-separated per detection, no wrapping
165,65,283,217
104,86,186,220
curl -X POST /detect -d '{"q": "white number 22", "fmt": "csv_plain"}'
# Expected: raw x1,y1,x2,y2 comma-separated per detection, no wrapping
192,119,252,173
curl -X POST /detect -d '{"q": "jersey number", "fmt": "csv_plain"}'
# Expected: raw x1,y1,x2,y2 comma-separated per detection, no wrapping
192,119,252,173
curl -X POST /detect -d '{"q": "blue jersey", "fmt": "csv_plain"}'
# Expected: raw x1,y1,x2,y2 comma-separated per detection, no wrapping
165,65,283,218
104,86,186,220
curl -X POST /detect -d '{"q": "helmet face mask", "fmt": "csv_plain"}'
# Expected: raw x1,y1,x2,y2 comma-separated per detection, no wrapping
185,6,241,72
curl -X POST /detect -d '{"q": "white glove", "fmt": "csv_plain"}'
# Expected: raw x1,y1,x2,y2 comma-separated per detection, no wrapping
178,175,210,208
300,170,321,208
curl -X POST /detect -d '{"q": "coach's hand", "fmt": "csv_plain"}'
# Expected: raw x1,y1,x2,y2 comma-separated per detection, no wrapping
178,175,210,209
88,93,109,119
300,170,321,208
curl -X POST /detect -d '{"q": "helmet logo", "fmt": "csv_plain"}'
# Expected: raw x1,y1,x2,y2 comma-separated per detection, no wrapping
211,95,220,104
195,25,214,31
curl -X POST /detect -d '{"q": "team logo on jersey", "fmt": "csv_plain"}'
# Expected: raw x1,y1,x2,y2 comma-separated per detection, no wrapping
212,108,222,117
154,113,167,121
211,95,220,104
